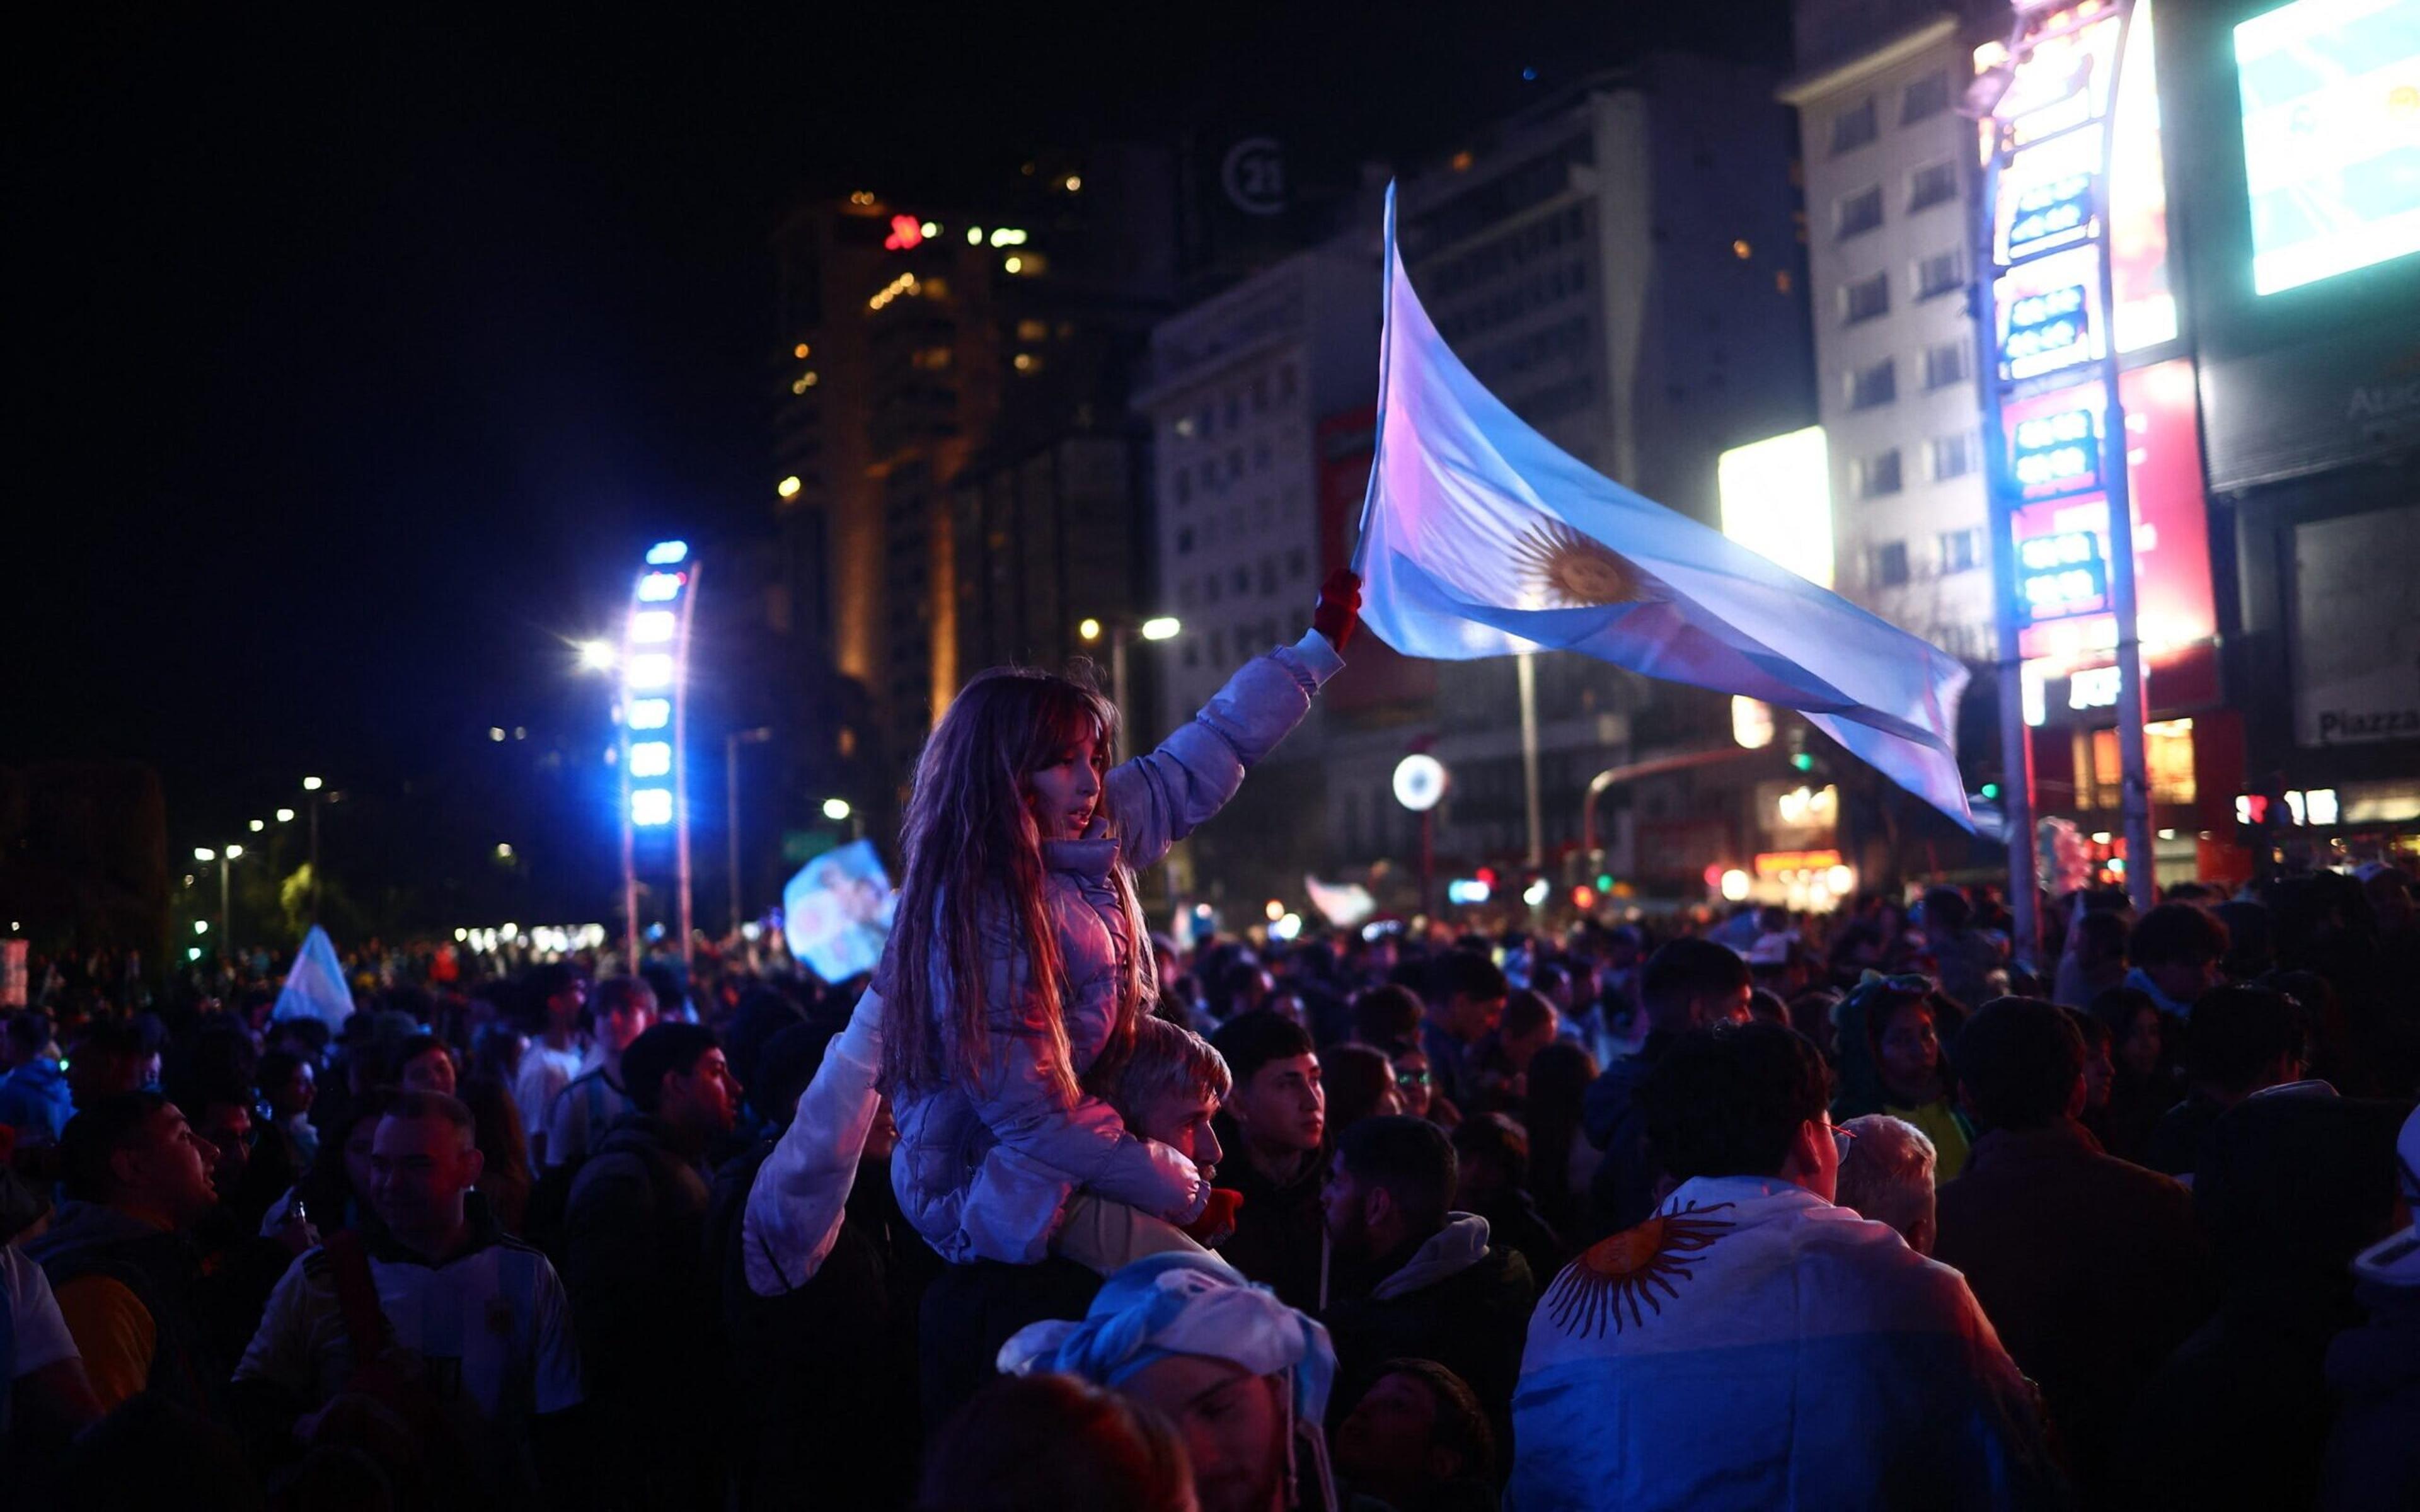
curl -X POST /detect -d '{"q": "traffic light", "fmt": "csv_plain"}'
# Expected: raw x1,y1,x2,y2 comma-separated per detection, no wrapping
1790,752,1815,772
1981,782,2001,800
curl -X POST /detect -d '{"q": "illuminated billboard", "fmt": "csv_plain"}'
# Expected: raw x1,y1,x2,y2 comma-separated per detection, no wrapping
1717,427,1834,588
2003,359,2216,666
1984,1,2179,362
2235,0,2420,295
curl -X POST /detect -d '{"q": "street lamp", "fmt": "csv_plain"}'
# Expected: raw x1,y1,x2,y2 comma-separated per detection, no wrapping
1393,752,1448,917
725,726,772,936
194,845,242,951
300,778,330,922
276,808,296,823
821,798,852,822
575,639,616,672
1078,615,1183,746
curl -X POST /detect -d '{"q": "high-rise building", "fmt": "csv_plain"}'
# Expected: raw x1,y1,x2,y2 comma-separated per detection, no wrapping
1134,229,1385,905
768,151,1184,827
1780,1,2005,663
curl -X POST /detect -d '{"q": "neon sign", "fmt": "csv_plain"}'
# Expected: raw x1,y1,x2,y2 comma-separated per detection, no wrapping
2016,530,2110,623
2003,281,2094,379
884,214,925,251
2010,406,2100,499
2007,169,2095,259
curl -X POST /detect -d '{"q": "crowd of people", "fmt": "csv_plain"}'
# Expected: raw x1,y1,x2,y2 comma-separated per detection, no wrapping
3,869,2417,1509
4,575,2417,1510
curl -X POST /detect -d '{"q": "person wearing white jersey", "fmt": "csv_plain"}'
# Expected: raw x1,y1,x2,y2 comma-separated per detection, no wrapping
234,1091,583,1504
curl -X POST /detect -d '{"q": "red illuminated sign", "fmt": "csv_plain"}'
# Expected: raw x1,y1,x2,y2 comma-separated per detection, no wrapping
2005,358,2214,667
884,215,925,251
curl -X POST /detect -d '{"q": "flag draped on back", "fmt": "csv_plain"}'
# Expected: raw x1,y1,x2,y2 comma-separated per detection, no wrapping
1353,184,1973,826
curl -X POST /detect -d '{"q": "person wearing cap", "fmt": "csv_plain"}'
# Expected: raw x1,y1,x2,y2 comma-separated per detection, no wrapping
1000,1251,1340,1512
2317,1102,2420,1512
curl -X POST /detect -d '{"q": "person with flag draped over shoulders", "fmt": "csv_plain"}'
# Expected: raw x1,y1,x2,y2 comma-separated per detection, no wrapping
1510,1022,2065,1510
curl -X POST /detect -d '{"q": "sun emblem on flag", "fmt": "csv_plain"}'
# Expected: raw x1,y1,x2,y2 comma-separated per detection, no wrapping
1542,1202,1734,1338
1509,518,1647,608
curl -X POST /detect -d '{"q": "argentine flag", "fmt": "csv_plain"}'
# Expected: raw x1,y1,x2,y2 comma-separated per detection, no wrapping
1354,185,1973,826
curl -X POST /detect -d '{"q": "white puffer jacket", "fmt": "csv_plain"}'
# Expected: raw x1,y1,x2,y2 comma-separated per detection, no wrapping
889,631,1344,1265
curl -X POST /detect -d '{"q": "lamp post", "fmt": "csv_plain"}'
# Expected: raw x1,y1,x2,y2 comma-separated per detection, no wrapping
195,845,243,954
1078,615,1181,745
301,777,325,922
1393,752,1448,918
725,726,772,937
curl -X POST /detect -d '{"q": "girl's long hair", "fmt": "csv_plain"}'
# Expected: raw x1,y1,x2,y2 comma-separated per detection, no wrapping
882,665,1157,1104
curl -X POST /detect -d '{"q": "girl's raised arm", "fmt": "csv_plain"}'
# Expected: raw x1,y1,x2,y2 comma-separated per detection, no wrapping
1107,571,1359,871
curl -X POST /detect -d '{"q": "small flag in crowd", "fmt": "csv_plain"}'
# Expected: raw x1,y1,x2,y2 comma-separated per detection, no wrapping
272,924,354,1029
1352,184,1972,826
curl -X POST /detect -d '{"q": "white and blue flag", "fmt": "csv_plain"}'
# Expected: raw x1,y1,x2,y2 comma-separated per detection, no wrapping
1354,185,1973,825
272,924,354,1029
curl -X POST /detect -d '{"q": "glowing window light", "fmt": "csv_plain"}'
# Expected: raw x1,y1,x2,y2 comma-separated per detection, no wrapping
629,609,676,644
1003,256,1023,274
966,225,983,244
987,227,1028,247
645,540,689,566
629,742,672,777
777,476,802,499
276,808,295,823
637,572,684,602
628,698,671,730
919,220,938,238
631,788,675,827
626,653,676,690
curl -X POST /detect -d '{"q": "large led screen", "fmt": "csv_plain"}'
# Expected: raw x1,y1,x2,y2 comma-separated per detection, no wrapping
2234,0,2420,295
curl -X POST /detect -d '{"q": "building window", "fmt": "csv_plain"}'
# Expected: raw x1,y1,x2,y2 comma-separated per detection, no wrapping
1286,546,1307,580
1183,641,1200,668
1938,527,1983,574
1199,407,1214,438
1177,578,1196,609
1211,629,1227,664
1902,70,1951,125
1874,540,1912,588
1173,470,1191,506
1929,432,1981,481
1836,185,1884,240
1252,440,1270,472
2078,719,2198,809
1258,556,1277,595
1252,375,1269,413
1831,97,1878,156
1177,527,1196,555
1205,575,1222,605
1277,364,1298,400
1909,160,1958,214
1854,449,1905,500
1915,248,1962,300
1842,271,1891,324
1227,448,1244,480
1847,358,1898,411
1923,338,1971,390
1231,566,1249,595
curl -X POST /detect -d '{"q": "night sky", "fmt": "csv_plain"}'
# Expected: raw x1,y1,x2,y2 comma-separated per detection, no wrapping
9,4,1789,856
